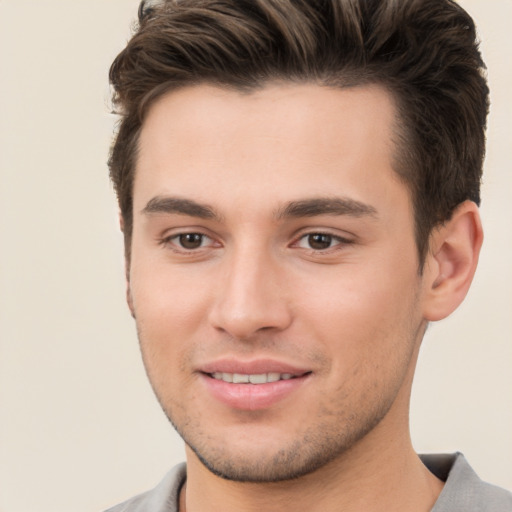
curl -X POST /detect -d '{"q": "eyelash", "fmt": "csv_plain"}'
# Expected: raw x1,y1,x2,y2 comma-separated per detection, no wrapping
159,230,352,254
159,232,217,253
293,232,353,253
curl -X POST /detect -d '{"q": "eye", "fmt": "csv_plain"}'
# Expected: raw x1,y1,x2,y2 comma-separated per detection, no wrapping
296,233,348,251
164,232,215,250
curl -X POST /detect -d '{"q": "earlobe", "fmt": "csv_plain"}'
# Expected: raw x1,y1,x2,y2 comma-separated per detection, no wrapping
422,201,483,322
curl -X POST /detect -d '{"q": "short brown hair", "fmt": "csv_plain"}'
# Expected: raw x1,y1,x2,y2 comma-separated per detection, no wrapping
109,0,489,264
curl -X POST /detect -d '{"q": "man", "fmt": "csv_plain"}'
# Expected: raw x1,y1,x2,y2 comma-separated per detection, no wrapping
105,0,511,510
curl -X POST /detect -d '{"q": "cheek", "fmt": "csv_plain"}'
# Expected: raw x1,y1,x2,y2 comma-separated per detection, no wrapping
134,291,199,409
130,260,212,327
296,260,421,367
129,263,214,387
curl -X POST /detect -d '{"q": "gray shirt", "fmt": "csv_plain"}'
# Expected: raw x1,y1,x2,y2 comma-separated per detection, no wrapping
105,453,512,511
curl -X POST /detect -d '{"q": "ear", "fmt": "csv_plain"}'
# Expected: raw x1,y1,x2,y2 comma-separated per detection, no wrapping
422,200,483,322
119,211,124,232
119,212,136,319
126,283,136,319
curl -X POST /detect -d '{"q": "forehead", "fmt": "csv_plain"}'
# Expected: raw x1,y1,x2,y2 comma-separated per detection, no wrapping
139,82,397,153
134,82,405,215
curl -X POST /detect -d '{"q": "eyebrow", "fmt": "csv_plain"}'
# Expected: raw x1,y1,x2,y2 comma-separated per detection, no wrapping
142,196,221,220
275,197,378,220
141,195,377,222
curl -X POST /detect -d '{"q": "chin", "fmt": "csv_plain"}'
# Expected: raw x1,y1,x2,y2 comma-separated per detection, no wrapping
174,411,386,483
189,441,336,483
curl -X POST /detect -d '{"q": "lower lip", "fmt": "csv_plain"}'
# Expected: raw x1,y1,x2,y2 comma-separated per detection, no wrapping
200,374,309,411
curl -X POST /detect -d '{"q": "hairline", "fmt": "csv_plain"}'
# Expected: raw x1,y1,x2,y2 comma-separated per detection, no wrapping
121,77,428,270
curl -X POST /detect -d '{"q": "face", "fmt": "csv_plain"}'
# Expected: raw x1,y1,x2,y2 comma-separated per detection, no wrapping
129,83,429,482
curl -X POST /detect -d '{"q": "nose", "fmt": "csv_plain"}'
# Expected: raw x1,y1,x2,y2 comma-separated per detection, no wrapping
208,246,293,340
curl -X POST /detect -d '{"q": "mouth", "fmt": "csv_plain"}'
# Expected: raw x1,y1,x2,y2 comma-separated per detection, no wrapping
199,362,312,410
208,371,306,384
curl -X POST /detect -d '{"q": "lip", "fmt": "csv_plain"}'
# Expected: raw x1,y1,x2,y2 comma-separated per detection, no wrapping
199,358,310,376
198,358,312,411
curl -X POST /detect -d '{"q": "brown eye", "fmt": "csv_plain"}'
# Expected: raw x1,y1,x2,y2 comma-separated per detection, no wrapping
178,233,204,249
307,233,333,250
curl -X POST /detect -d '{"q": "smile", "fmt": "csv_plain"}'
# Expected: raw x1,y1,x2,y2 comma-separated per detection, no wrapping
202,368,311,410
210,372,296,384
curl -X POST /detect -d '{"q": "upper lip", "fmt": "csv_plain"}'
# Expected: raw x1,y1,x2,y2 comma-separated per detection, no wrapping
198,358,311,376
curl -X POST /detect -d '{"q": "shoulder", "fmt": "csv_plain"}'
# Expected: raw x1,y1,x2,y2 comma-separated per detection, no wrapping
103,463,186,512
421,453,512,512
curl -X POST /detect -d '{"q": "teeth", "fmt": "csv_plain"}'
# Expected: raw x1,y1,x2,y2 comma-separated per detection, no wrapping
211,372,297,384
222,372,233,383
248,373,266,384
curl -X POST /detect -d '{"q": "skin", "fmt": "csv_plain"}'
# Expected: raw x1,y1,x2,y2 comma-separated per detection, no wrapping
127,83,482,511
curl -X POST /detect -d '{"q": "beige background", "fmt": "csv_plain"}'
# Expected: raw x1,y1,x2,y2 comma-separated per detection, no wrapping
0,1,510,511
